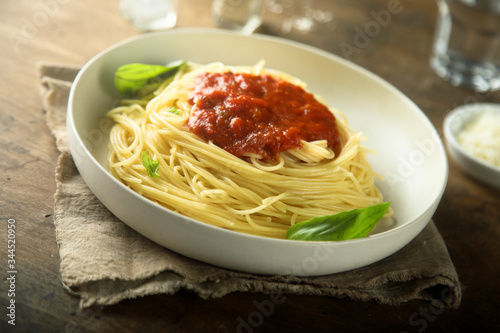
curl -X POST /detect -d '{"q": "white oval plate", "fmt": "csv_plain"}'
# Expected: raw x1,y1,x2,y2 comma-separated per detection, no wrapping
67,29,448,276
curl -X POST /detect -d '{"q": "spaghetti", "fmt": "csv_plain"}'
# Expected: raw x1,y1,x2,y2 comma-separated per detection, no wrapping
106,61,388,239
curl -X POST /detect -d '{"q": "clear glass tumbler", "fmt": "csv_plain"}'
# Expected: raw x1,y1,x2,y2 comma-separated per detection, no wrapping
212,0,264,34
431,0,500,91
120,0,178,31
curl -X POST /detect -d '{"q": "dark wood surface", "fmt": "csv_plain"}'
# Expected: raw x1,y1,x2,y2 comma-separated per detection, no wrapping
1,0,499,332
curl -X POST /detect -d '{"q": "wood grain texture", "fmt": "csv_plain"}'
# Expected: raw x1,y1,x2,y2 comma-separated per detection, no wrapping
0,0,499,332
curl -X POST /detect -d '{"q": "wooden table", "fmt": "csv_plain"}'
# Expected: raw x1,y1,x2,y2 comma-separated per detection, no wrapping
1,0,499,332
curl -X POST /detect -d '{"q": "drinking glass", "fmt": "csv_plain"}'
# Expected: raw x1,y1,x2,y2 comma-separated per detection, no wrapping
212,0,264,34
431,0,500,92
120,0,178,31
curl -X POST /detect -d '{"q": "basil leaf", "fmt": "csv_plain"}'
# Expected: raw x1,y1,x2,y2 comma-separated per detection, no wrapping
114,60,184,96
286,202,390,241
141,151,161,178
167,106,180,115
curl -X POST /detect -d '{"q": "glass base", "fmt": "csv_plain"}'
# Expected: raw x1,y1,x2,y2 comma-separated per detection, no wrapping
212,0,263,35
431,52,500,92
120,0,178,31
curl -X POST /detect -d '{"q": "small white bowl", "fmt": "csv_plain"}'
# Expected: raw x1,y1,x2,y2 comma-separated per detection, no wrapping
443,103,500,190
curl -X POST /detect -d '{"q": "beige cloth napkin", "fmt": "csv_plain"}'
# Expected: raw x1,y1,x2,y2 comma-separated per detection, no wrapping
38,62,462,309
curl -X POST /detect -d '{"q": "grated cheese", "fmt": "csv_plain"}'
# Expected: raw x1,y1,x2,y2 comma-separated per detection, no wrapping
457,110,500,168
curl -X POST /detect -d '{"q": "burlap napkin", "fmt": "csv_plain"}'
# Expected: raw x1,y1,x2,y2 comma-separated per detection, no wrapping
38,62,462,309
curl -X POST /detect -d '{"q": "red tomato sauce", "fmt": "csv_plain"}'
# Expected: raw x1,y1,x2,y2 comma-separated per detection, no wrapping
187,71,340,161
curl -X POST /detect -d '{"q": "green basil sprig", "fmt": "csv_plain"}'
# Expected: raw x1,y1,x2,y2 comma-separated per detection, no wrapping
141,151,161,178
167,106,181,115
286,202,390,241
114,60,185,96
